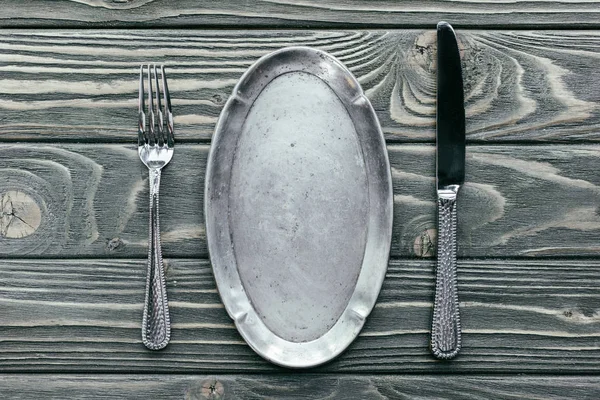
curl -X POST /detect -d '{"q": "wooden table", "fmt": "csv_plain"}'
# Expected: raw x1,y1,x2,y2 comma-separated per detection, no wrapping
1,1,599,399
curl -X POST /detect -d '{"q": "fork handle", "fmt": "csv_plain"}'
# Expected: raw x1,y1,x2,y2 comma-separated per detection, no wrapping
431,194,461,359
142,168,171,350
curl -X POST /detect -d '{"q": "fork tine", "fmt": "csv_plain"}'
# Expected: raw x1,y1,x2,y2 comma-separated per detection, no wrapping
138,65,147,146
153,64,165,146
161,65,174,148
147,64,156,146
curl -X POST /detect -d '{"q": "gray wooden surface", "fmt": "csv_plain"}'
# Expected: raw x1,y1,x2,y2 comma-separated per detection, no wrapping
2,375,600,399
1,144,599,258
2,259,599,373
0,30,598,143
1,3,599,399
1,1,598,28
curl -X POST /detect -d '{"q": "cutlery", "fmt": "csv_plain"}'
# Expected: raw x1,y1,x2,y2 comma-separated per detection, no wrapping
138,64,174,350
431,22,465,360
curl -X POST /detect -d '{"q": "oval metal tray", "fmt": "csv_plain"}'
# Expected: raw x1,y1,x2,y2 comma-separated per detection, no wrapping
205,47,393,368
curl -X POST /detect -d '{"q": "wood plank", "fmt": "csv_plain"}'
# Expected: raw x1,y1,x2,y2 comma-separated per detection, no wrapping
1,143,599,258
0,30,598,142
1,0,599,28
1,258,599,373
1,374,599,399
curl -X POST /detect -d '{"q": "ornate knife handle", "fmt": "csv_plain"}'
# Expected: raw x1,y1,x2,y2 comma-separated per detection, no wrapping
142,168,171,350
431,191,461,359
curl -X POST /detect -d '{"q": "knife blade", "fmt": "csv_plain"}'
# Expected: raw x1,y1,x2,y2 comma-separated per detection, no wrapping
431,21,465,360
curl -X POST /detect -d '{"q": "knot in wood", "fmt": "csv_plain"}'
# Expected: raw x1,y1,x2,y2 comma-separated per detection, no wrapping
0,190,41,238
413,228,437,258
186,380,225,400
106,237,124,251
411,31,437,72
211,93,225,105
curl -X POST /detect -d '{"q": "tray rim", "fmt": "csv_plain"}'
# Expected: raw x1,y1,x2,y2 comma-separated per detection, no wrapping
204,46,393,368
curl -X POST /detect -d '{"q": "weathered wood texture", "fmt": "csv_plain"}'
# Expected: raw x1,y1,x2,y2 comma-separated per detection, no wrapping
0,30,598,142
1,0,599,28
2,374,599,399
1,258,599,373
1,9,599,395
1,143,598,258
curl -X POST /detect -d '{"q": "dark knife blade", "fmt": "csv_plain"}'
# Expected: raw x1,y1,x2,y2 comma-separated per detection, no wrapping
437,21,465,190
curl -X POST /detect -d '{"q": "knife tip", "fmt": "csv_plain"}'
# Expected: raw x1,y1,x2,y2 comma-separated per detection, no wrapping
437,21,453,31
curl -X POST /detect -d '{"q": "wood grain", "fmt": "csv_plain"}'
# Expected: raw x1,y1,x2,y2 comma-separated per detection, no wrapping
1,374,599,399
1,20,599,389
1,0,599,28
0,30,598,142
1,258,599,372
1,143,599,258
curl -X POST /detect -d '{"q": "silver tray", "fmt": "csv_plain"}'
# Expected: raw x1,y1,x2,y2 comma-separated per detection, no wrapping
205,47,393,368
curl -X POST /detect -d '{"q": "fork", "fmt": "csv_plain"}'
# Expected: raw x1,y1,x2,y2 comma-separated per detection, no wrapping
138,64,174,350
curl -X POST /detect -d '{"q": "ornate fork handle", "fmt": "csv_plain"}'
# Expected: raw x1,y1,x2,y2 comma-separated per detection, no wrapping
142,168,171,350
431,194,461,359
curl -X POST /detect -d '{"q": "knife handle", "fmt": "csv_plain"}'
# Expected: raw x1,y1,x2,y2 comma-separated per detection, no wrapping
431,193,462,359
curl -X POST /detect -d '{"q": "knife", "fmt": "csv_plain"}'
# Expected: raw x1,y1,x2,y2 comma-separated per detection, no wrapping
431,21,465,360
